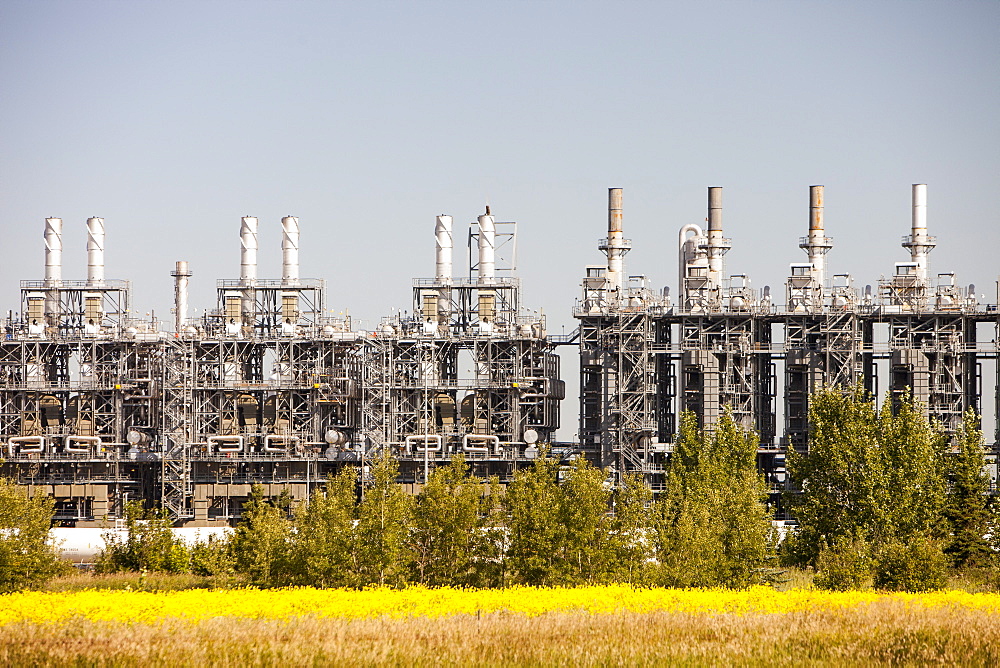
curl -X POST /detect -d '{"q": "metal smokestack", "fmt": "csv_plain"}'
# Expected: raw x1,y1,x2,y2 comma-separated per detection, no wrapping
906,184,935,281
799,185,833,287
86,217,105,286
435,215,453,283
281,216,299,286
706,187,726,285
44,217,62,285
172,261,191,333
605,188,626,292
240,216,258,284
477,207,495,281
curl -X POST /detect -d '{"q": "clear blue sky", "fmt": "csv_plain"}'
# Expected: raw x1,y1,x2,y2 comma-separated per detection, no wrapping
2,0,998,433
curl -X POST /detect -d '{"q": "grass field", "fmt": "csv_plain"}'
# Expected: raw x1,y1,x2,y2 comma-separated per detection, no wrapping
2,586,999,666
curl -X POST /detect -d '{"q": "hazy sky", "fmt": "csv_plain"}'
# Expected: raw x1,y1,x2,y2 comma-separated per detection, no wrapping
2,1,998,435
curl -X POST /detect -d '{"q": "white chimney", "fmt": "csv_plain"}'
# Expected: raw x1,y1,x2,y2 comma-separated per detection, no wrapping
435,215,453,284
477,207,495,282
86,217,105,286
240,216,258,284
281,216,299,286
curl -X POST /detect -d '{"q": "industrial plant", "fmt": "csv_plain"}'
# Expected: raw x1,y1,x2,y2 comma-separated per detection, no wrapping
2,185,996,526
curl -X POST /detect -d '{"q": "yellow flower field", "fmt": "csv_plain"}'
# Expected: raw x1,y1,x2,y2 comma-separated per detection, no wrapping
2,585,999,625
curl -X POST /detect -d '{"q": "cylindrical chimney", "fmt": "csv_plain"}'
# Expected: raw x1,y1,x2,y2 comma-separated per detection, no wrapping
606,188,625,291
86,217,105,286
477,207,495,281
909,184,933,280
281,216,299,286
172,260,191,333
807,185,827,281
707,187,723,233
240,216,258,284
706,187,725,282
435,215,453,284
44,217,62,285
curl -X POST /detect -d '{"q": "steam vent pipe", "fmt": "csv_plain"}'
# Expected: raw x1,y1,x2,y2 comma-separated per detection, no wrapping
907,184,934,280
86,217,105,286
435,215,453,284
172,260,191,333
477,207,495,281
281,216,299,286
606,187,625,292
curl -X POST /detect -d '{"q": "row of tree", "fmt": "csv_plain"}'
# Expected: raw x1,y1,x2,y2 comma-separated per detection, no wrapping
98,411,775,589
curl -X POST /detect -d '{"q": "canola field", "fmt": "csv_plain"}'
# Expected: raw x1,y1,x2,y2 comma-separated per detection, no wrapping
2,586,1000,666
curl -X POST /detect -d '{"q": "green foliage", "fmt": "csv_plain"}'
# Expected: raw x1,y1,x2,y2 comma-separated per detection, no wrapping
503,451,615,586
786,387,947,567
288,468,359,588
943,409,994,567
189,536,233,580
607,473,654,584
96,501,190,574
356,450,412,587
230,486,292,587
410,455,497,587
0,477,67,592
814,537,873,591
874,537,948,592
652,410,772,589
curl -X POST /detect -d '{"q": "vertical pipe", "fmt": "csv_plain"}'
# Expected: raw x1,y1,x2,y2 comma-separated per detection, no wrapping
281,216,300,286
44,217,62,285
86,217,105,286
477,207,495,281
911,184,929,280
172,260,191,333
808,185,825,282
435,215,453,283
240,216,258,284
44,217,62,326
706,187,724,282
606,187,625,291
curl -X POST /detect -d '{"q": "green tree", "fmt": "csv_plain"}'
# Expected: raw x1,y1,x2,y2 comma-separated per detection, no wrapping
503,450,564,585
0,477,67,591
289,467,359,588
943,409,994,567
556,455,613,584
410,454,495,587
96,501,189,574
231,485,292,587
356,450,412,587
607,472,654,584
652,410,772,588
785,387,947,567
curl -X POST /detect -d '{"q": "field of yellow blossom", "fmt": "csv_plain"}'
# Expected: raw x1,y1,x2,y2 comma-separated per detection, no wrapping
2,586,1000,665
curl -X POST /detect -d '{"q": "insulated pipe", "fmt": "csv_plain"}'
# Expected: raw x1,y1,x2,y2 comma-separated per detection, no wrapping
606,188,625,291
86,217,105,286
172,260,191,333
909,184,934,281
435,215,453,284
477,207,495,281
240,216,258,284
281,216,300,286
44,218,62,285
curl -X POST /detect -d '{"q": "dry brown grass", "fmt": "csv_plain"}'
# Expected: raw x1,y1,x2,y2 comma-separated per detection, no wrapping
1,599,998,667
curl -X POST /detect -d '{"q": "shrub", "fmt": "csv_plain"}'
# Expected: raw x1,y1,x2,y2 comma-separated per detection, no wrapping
814,538,872,591
874,537,948,592
0,477,68,591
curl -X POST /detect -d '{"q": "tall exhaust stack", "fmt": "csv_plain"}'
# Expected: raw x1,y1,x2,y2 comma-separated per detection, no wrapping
240,216,258,323
281,216,300,286
605,188,627,292
905,184,935,281
706,187,730,290
172,260,191,333
44,217,63,325
86,217,105,286
435,215,453,284
800,185,833,287
477,206,495,281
